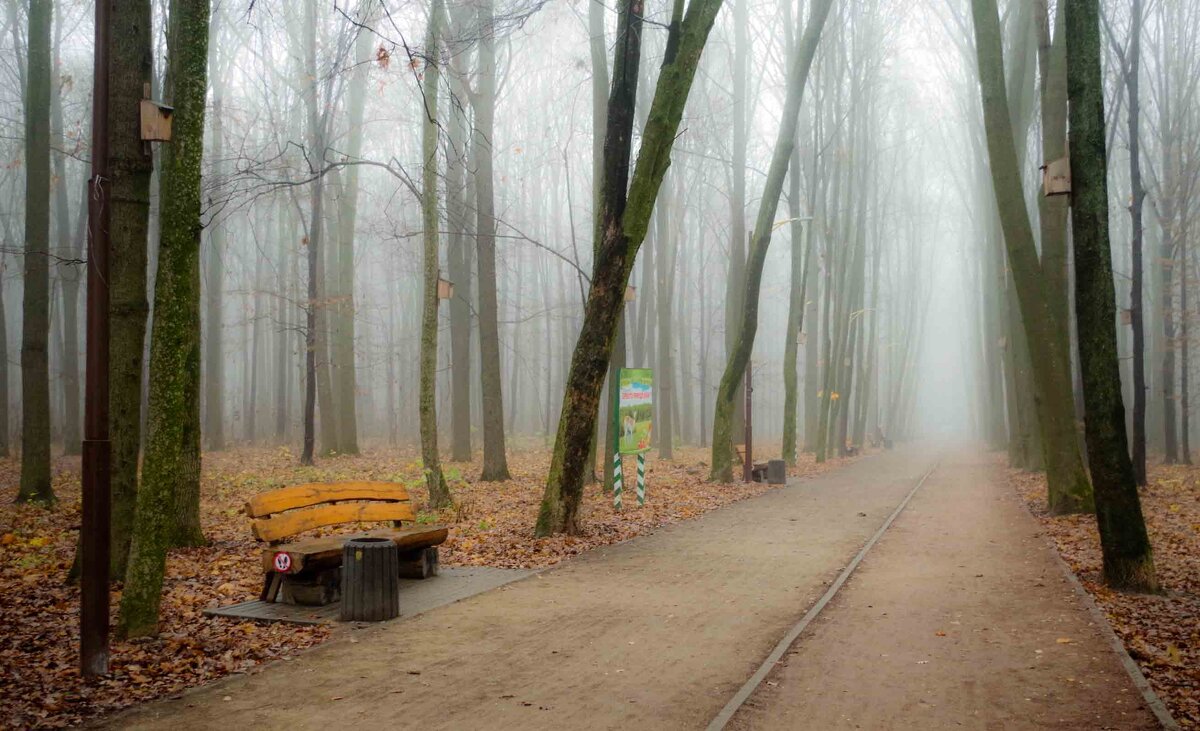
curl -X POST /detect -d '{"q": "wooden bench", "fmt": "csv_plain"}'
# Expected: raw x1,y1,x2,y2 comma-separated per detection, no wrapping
246,481,449,605
733,444,769,482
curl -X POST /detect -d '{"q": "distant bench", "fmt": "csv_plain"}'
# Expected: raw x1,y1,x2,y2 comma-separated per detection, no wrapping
734,444,769,482
247,481,448,605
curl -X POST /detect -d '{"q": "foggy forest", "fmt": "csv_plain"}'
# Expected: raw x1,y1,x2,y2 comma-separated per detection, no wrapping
1,0,1198,727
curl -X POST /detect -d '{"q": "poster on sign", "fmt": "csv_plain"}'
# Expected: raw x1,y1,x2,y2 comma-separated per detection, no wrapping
617,368,653,454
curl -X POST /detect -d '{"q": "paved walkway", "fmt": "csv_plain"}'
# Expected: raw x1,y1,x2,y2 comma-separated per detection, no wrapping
729,450,1158,730
112,447,1159,730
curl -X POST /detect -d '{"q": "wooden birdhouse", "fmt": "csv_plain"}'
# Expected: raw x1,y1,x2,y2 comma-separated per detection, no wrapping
139,83,173,142
437,275,454,300
1042,155,1071,197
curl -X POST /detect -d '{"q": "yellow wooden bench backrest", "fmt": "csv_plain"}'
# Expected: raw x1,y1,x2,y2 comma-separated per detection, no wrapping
246,481,415,544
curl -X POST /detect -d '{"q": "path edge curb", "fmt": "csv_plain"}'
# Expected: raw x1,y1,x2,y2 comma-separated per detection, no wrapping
1046,547,1179,730
706,458,941,731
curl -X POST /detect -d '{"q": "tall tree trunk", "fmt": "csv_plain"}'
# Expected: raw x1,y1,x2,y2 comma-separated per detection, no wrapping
119,0,211,638
446,1,473,462
473,0,511,481
970,0,1092,514
1161,236,1179,464
1064,0,1158,593
275,199,291,443
203,96,224,450
724,0,748,444
299,0,325,465
17,0,54,504
0,251,8,458
535,0,723,535
783,142,815,464
420,0,452,509
106,0,154,575
246,249,263,442
711,0,834,482
52,11,81,458
655,183,676,459
332,11,372,457
1116,0,1149,483
314,186,337,455
598,0,642,492
589,0,616,487
1181,231,1191,464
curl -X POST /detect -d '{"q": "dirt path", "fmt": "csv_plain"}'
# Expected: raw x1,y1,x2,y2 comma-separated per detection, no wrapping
111,448,935,730
729,449,1160,730
110,448,1158,730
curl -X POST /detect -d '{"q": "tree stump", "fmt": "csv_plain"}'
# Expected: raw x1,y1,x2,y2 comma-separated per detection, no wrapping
340,537,400,621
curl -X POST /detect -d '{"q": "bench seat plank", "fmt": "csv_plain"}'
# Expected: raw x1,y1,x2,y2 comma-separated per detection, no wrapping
252,502,416,543
245,481,411,519
261,526,449,574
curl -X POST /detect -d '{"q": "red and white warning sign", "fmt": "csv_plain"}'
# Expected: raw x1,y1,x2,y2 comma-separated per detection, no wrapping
272,552,292,572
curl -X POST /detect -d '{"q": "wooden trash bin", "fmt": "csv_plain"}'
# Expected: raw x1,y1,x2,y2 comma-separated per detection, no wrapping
340,537,400,621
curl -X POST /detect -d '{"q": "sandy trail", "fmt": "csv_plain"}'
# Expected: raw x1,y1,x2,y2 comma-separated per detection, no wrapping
112,449,934,730
730,449,1158,730
111,447,1157,730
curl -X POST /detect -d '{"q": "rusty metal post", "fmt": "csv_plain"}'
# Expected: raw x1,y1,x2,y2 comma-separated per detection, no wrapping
743,362,752,483
81,0,112,679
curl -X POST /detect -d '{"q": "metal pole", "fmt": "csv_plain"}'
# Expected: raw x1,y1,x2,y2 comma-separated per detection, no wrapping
81,0,112,678
743,363,752,483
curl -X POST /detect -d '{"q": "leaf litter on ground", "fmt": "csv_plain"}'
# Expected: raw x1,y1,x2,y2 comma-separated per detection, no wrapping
1009,461,1200,729
0,441,851,728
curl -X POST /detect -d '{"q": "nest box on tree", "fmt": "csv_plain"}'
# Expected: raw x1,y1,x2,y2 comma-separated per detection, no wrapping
139,83,173,142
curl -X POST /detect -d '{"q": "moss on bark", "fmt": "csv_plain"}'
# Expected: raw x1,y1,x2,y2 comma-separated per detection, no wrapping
119,0,211,638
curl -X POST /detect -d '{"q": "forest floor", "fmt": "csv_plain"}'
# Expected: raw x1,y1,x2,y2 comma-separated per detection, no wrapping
103,446,1164,731
0,440,851,729
1011,460,1200,729
107,445,938,730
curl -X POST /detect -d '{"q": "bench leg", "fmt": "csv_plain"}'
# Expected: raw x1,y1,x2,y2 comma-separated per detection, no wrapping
260,571,283,603
398,547,439,579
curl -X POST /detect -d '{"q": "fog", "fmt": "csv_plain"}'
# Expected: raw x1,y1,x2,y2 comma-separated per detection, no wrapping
2,0,1197,488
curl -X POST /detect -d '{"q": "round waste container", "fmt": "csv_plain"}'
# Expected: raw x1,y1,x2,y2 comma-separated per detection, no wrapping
340,537,400,621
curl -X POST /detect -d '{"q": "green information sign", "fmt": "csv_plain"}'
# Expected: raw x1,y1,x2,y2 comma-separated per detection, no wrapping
616,368,653,455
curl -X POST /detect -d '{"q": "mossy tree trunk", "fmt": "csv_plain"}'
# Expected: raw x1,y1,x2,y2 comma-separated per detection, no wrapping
17,0,54,505
119,0,211,639
420,0,452,510
970,0,1092,514
536,0,725,535
107,0,155,575
711,0,833,482
1064,0,1159,593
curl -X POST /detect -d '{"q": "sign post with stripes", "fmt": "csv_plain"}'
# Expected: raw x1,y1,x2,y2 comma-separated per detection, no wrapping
636,453,646,505
613,452,623,510
613,368,652,510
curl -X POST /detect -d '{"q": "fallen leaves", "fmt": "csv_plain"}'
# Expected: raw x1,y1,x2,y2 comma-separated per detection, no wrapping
1010,463,1200,729
0,441,853,728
